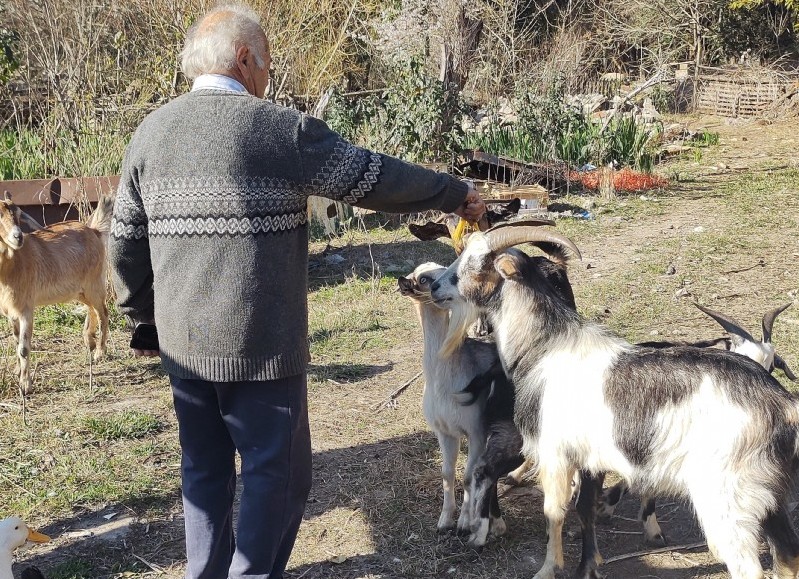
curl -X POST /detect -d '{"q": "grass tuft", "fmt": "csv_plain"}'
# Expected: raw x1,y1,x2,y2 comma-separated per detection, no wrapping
83,410,161,441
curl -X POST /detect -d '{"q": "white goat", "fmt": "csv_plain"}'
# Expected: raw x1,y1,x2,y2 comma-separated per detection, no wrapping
431,225,799,579
0,193,113,394
398,262,498,534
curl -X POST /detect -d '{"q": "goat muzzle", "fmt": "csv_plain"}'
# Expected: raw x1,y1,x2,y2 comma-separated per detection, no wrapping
7,226,24,249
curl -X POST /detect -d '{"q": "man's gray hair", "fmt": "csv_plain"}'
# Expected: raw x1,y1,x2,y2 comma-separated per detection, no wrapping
181,4,268,80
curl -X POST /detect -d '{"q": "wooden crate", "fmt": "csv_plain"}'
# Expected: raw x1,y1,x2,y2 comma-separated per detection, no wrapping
478,181,549,204
696,75,794,118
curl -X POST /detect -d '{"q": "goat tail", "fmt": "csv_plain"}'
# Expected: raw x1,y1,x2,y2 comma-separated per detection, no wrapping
87,192,115,234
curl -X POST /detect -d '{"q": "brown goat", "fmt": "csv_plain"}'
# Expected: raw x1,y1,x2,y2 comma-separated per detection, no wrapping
0,193,113,394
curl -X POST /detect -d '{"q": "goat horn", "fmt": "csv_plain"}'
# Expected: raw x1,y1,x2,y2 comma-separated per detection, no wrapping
484,224,581,260
486,218,555,232
694,303,755,344
774,354,797,382
762,303,792,344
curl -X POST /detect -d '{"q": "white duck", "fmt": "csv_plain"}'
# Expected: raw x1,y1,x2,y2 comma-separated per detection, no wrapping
0,517,49,579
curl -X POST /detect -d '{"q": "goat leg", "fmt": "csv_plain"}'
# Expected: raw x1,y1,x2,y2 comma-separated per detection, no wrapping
488,482,507,538
436,433,459,533
466,469,495,549
466,447,524,547
505,457,534,486
598,480,627,520
458,427,487,535
17,311,32,395
640,495,666,546
533,466,575,579
575,471,605,579
599,483,665,545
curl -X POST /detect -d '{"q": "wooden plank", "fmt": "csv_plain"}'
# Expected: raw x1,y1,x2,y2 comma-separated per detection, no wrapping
0,176,118,225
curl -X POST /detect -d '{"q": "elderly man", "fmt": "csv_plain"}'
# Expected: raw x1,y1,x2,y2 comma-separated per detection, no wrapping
109,4,485,579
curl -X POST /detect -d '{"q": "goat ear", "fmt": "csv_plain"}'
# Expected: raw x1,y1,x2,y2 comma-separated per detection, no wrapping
397,276,415,295
495,252,522,280
504,197,521,214
3,190,10,201
408,222,450,241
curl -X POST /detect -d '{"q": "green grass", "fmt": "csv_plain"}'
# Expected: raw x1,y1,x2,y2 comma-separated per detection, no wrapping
47,559,95,579
83,410,161,441
0,128,127,180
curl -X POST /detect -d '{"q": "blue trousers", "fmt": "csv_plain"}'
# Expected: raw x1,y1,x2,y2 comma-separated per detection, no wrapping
170,374,312,579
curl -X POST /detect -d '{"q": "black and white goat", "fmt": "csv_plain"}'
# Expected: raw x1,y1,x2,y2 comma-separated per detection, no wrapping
601,301,798,540
430,225,799,579
398,263,498,534
694,302,796,381
452,239,596,550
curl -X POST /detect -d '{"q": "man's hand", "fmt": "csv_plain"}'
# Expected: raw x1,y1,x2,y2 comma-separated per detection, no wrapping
130,321,160,358
454,182,486,222
133,349,160,358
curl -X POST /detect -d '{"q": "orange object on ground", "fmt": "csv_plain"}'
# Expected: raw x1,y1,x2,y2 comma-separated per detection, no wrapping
569,168,668,192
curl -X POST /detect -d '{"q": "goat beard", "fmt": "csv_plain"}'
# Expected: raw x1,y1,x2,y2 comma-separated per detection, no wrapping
438,301,479,358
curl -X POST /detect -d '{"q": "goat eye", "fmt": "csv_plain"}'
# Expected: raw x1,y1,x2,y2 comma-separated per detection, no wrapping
419,276,429,285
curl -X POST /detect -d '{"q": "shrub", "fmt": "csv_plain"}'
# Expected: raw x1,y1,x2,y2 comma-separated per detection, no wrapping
464,91,660,173
326,57,465,163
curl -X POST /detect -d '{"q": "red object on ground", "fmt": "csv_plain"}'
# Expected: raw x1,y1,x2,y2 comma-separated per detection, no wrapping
569,168,668,192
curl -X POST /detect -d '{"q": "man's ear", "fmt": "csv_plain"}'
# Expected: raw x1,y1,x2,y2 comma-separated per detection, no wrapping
236,44,249,68
494,252,522,280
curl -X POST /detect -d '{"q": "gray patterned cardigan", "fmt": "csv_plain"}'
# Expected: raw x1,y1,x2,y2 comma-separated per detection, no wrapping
109,89,469,382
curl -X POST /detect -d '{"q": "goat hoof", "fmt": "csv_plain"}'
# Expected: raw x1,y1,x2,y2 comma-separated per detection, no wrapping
574,569,604,579
436,523,455,535
455,525,471,537
489,517,507,537
645,533,667,547
466,536,486,550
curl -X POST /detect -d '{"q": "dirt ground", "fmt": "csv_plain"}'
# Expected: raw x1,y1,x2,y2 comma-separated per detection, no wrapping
8,113,799,579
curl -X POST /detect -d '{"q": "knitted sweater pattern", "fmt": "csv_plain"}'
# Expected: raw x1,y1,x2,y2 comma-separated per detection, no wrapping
109,90,468,382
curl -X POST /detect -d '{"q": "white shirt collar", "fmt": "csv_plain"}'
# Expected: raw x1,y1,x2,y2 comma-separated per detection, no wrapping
191,74,248,94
